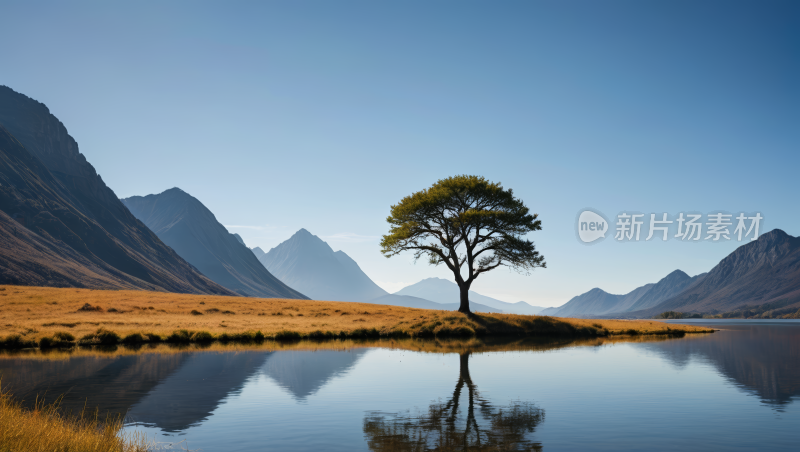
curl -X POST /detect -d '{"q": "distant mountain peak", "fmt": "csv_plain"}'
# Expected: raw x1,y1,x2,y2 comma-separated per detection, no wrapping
761,228,788,239
122,189,306,299
665,269,689,278
753,229,794,250
257,229,386,302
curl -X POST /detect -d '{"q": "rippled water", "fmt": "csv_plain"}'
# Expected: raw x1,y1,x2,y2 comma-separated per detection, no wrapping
1,320,798,451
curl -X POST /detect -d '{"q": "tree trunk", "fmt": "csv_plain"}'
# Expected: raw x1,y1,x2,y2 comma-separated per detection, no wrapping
458,284,471,314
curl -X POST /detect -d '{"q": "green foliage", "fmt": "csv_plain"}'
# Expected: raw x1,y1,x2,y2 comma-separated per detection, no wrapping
381,175,545,311
655,311,704,319
655,311,684,319
715,297,800,319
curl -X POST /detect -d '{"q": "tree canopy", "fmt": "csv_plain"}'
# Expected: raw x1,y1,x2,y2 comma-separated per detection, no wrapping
381,175,545,313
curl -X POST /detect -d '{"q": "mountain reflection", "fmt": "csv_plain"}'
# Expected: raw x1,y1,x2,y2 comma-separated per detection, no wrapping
0,334,685,436
0,352,190,418
643,321,800,407
126,351,271,431
261,349,368,400
363,352,544,451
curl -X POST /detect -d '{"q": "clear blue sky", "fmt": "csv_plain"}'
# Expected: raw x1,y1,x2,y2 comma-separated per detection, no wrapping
2,1,798,306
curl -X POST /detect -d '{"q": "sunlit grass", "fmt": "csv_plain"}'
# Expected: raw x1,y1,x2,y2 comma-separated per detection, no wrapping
0,385,151,452
0,285,713,348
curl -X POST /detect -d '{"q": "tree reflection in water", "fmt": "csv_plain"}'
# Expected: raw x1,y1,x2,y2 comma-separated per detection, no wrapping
364,352,544,451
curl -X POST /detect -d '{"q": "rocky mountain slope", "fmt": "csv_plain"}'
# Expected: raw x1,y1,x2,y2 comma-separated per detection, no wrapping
0,86,231,294
633,229,800,316
122,188,306,299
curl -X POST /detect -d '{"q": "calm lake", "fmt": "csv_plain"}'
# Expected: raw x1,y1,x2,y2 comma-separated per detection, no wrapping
1,319,798,451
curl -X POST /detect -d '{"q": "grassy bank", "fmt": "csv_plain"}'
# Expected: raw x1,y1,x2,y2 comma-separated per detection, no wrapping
0,387,150,452
0,285,713,349
0,334,695,363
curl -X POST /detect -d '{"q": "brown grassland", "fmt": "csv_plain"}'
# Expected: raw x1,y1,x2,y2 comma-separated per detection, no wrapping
0,285,713,348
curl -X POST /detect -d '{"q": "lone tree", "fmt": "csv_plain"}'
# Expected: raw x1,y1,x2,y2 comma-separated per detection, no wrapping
381,175,545,314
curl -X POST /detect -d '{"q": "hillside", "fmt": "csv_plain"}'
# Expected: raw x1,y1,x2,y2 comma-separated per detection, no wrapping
121,188,306,299
634,229,800,316
625,270,706,312
0,86,232,294
544,270,705,318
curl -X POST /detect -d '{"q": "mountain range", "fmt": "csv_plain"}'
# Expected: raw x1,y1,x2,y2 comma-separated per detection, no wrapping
121,188,306,299
541,270,706,317
252,230,502,312
632,229,800,317
0,86,232,295
394,277,543,314
545,229,800,318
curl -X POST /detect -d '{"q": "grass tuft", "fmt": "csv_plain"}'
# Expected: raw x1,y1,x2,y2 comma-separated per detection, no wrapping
78,328,121,346
0,386,151,451
122,333,145,344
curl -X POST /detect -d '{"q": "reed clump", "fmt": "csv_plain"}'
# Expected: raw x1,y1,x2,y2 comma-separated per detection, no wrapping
0,386,151,452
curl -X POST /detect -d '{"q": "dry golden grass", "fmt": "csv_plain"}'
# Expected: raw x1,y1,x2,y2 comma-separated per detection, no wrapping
0,386,151,452
0,285,712,347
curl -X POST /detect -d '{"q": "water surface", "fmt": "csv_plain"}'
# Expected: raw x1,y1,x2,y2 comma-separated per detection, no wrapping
1,320,798,451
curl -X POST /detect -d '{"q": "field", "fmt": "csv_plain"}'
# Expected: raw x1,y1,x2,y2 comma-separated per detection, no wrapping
0,285,713,347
